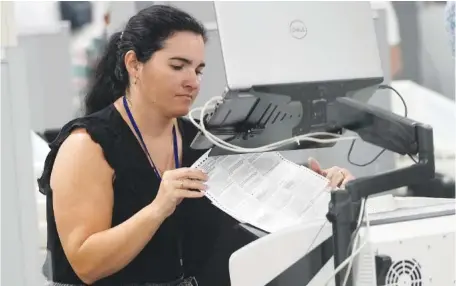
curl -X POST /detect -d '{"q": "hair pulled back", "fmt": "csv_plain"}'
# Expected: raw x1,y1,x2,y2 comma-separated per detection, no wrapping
84,5,207,115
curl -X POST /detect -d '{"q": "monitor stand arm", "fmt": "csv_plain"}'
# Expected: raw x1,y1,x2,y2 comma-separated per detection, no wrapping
190,92,436,286
324,98,435,286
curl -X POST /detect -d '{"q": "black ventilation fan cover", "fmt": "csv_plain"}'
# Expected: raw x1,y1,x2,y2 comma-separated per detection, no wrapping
384,259,423,286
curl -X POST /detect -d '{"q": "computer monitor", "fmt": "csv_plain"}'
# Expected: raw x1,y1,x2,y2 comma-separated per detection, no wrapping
190,1,385,154
214,1,383,90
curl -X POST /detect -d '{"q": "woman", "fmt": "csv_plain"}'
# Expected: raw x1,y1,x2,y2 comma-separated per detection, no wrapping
38,5,353,286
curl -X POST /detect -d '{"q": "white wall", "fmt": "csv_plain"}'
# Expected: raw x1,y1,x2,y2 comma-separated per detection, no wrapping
106,1,137,36
14,1,61,30
13,1,109,31
418,3,455,100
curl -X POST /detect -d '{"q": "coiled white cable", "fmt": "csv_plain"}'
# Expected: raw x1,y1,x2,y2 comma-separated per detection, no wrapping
188,96,358,153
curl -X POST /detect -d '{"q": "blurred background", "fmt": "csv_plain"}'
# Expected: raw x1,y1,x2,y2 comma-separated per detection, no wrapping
5,1,455,135
1,1,455,285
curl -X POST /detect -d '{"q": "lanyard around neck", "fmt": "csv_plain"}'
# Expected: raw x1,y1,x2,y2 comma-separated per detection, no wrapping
123,96,180,180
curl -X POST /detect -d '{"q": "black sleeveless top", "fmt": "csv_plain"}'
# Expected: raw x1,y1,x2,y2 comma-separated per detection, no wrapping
38,104,237,285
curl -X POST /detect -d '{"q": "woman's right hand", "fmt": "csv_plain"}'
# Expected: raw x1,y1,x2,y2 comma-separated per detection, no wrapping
152,168,208,218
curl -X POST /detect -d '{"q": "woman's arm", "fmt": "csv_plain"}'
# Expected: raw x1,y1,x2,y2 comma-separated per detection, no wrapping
51,129,166,284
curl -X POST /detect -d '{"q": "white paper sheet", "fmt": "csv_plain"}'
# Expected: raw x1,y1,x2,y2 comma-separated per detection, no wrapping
192,150,331,233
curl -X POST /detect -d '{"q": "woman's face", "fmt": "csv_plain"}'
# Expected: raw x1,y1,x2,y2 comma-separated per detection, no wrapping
136,31,206,118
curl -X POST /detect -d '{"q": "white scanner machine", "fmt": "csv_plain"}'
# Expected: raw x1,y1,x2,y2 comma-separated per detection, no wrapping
190,2,456,286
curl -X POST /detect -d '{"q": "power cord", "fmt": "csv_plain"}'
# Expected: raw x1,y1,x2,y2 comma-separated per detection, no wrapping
189,87,418,163
188,96,358,153
347,141,387,167
347,84,417,167
379,85,408,116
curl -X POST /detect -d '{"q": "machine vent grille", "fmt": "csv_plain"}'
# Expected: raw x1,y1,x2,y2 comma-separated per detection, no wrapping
385,259,423,286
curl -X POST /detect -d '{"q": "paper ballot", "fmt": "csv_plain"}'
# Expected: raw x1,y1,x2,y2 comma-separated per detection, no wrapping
192,150,331,233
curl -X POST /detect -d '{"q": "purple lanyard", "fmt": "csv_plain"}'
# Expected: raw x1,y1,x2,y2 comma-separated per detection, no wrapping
123,96,180,180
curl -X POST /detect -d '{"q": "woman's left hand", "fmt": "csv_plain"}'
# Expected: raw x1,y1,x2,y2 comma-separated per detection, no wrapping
308,157,355,189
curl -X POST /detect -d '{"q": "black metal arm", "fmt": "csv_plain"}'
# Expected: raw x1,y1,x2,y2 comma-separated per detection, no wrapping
189,89,435,286
325,98,435,286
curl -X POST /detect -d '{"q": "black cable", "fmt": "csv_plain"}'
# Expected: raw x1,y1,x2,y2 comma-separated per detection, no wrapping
378,84,408,117
408,154,419,163
347,84,412,167
347,140,387,167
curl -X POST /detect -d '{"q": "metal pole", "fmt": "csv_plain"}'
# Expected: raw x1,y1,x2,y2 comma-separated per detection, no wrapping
327,189,354,286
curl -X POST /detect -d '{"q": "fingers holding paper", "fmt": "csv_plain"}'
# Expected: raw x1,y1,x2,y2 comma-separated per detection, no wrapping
324,167,355,188
165,167,209,182
163,168,208,197
173,178,208,195
308,157,355,188
151,168,208,218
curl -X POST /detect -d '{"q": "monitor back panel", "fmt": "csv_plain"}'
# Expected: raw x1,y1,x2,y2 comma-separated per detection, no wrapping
214,1,383,90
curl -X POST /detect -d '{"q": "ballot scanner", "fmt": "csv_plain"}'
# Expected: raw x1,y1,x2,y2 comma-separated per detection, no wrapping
188,2,456,286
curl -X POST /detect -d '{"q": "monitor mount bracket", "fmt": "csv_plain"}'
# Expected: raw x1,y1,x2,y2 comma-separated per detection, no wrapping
190,88,435,286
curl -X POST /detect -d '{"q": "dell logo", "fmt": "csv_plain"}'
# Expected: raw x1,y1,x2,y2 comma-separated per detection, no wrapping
290,20,307,39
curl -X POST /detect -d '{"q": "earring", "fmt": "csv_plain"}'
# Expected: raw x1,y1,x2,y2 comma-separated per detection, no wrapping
134,77,138,85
